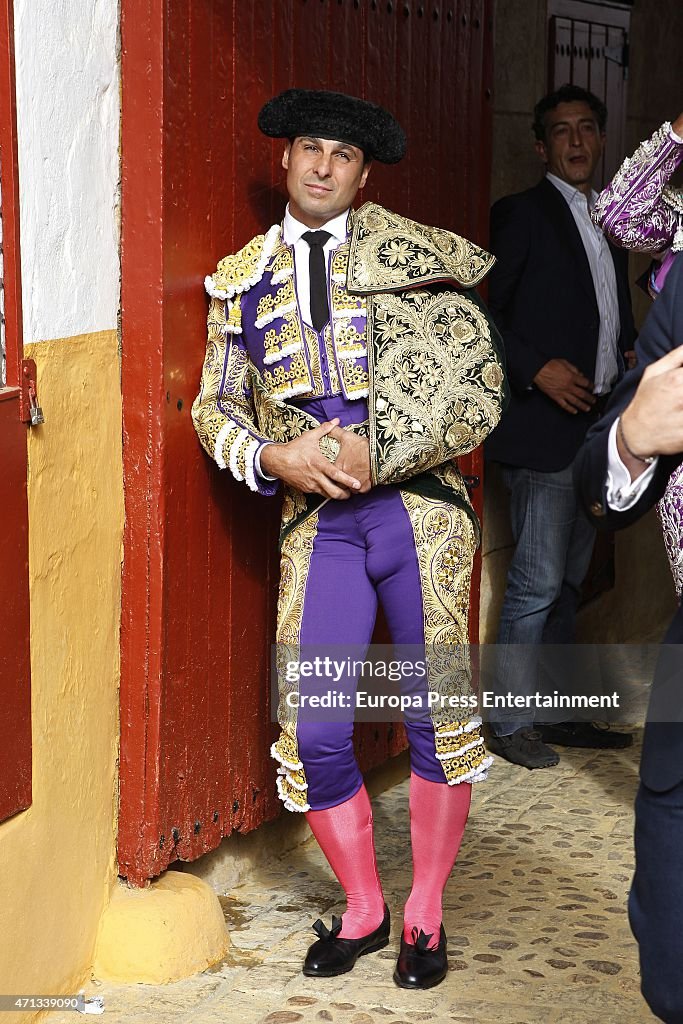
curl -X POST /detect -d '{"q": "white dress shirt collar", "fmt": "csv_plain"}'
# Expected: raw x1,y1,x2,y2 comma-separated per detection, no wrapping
546,171,598,210
283,205,350,247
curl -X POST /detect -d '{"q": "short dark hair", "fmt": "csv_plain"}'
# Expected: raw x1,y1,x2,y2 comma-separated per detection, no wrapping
532,84,607,142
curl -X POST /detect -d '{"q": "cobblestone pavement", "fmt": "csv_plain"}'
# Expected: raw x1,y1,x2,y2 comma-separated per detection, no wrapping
60,736,657,1024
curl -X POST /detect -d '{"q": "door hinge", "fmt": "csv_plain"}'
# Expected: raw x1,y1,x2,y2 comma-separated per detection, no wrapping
605,37,629,79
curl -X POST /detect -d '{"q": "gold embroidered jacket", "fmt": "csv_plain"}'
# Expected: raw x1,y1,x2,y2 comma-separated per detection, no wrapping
191,202,507,538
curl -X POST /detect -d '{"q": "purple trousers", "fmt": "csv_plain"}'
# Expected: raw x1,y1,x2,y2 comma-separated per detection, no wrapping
295,483,450,809
272,397,488,812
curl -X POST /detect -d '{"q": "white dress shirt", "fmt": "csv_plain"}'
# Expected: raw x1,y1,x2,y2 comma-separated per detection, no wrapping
283,205,350,326
605,418,657,510
546,173,621,394
255,206,352,480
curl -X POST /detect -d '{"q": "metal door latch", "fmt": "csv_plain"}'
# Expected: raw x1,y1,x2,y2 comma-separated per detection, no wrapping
19,358,45,426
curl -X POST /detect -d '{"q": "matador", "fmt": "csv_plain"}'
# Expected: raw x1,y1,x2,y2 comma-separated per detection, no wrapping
192,89,506,989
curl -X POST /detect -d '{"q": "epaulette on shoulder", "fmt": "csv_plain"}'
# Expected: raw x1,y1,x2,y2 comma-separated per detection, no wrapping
204,223,281,300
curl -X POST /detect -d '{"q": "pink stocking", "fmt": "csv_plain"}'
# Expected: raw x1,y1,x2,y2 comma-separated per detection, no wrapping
306,784,385,939
403,772,472,949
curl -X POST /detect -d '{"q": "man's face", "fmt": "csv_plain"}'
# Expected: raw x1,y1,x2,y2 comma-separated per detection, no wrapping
535,101,605,191
282,136,371,227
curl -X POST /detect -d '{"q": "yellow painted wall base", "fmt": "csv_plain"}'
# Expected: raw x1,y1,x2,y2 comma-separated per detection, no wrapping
93,872,229,984
0,330,123,1024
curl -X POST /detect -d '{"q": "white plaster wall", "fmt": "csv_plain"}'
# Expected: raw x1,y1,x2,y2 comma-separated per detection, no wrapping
13,0,120,344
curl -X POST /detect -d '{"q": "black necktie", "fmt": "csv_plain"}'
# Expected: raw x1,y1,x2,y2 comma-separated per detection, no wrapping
302,230,332,332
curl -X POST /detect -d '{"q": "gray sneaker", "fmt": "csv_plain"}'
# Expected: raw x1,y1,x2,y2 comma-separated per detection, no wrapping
487,727,560,769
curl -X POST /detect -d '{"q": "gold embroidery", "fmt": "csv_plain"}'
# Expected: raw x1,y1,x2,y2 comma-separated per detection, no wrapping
334,319,368,359
329,245,368,398
271,512,320,812
269,243,295,283
206,225,280,299
210,234,266,294
225,294,243,334
281,489,309,535
399,492,474,650
304,323,327,394
263,314,306,365
261,348,312,399
252,373,318,443
398,492,491,784
367,290,505,484
192,297,262,467
435,729,492,784
348,202,495,292
431,461,473,506
253,242,367,396
271,730,309,812
330,245,365,314
235,432,253,481
339,358,370,397
256,280,297,328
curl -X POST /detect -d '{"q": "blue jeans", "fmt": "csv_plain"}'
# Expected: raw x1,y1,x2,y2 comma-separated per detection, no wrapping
489,461,596,737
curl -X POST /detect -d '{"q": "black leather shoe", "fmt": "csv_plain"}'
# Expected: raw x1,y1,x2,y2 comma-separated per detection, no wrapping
393,925,448,989
537,721,633,749
302,904,390,978
486,727,560,769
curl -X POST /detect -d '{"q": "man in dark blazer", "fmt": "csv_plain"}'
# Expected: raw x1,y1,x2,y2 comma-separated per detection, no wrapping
485,84,636,768
576,253,683,1024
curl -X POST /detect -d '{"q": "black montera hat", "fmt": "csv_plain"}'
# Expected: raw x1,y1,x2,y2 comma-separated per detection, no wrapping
258,88,406,164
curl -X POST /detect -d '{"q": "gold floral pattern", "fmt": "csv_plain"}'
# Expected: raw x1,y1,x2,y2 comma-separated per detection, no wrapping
399,491,491,784
348,202,495,292
339,358,370,398
367,289,505,485
271,512,320,813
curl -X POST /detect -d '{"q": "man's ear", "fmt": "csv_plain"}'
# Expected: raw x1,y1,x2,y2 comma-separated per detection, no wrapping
282,142,291,171
359,160,372,189
534,139,548,164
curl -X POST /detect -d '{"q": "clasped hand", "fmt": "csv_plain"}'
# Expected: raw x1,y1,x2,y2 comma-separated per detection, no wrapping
259,418,372,499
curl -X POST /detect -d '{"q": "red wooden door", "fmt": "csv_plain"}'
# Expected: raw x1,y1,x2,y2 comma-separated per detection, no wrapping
119,0,494,886
0,0,32,823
